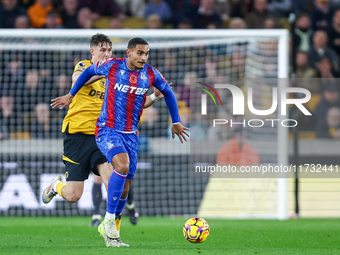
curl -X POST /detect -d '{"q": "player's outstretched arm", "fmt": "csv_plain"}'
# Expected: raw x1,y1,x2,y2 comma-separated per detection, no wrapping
160,83,190,143
144,83,172,109
171,123,190,144
72,71,105,85
51,93,74,109
50,64,97,109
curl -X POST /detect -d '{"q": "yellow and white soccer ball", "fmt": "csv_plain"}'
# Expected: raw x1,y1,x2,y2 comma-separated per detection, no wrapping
183,217,210,243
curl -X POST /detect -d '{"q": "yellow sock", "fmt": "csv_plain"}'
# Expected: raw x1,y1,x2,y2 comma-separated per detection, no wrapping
115,213,122,231
56,182,66,199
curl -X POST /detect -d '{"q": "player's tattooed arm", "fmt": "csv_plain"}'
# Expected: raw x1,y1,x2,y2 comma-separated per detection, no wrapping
73,71,105,85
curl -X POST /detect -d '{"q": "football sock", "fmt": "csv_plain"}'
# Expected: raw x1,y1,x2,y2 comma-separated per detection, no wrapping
127,185,134,205
115,197,128,220
92,183,102,215
105,169,127,216
115,212,122,231
55,182,66,199
104,212,115,221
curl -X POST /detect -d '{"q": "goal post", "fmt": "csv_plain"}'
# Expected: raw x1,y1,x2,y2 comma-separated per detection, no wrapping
0,29,289,218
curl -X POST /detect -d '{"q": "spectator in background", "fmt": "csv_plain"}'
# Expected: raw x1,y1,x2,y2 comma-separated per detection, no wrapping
293,13,313,52
18,0,35,8
30,103,59,138
216,127,260,166
145,0,172,24
311,0,334,31
330,0,340,9
77,7,94,28
51,74,69,98
14,15,30,28
207,22,218,29
0,96,16,140
308,30,339,70
146,14,163,29
177,17,192,29
325,107,340,138
214,0,230,22
188,0,221,29
2,60,25,93
292,0,309,16
138,105,159,139
317,57,340,79
328,10,340,57
115,0,145,18
43,9,62,28
77,0,123,21
315,83,340,138
109,17,123,29
0,0,27,28
176,71,197,108
21,69,48,111
245,0,270,29
263,17,277,29
59,0,79,28
267,0,292,18
295,51,319,93
27,0,62,28
206,109,230,141
296,51,318,78
229,17,246,29
229,0,252,19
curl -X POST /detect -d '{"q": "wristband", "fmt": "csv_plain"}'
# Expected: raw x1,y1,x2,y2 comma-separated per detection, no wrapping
150,93,159,102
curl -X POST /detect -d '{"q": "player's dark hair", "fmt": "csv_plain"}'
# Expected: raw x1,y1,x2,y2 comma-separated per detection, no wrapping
128,37,148,49
90,33,112,48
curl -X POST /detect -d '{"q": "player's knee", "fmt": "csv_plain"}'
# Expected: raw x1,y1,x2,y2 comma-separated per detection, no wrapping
67,190,82,203
115,162,129,175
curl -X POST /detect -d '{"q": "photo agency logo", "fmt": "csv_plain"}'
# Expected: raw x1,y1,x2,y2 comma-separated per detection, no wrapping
198,83,312,128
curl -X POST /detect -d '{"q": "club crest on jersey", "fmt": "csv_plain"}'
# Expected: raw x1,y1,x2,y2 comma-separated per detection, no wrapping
141,72,147,80
100,79,105,87
130,75,137,83
79,62,85,67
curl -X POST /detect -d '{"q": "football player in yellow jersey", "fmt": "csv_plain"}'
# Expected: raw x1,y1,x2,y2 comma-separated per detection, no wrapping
42,34,164,247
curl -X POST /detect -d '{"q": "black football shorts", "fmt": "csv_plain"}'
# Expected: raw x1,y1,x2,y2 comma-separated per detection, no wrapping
63,133,107,181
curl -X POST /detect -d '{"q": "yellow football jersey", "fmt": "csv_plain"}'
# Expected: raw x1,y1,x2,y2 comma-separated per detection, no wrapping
62,60,106,134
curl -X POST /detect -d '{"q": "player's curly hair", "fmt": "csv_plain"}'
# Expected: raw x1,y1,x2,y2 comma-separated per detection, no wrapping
90,33,112,48
128,37,148,49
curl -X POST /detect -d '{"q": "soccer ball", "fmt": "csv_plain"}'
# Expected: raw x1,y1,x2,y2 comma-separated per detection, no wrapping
183,217,210,243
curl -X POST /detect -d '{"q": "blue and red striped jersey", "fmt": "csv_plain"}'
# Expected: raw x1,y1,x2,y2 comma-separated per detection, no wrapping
94,57,167,132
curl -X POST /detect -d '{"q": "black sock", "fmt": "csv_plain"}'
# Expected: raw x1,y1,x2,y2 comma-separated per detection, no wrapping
127,185,134,206
92,183,102,215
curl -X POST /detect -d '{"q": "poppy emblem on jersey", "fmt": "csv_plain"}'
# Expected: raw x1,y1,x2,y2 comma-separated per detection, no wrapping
130,75,137,83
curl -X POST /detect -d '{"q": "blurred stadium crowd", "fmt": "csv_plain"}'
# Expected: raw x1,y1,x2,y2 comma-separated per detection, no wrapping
1,0,340,141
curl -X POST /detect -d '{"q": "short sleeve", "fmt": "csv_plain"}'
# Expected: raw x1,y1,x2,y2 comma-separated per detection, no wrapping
73,61,86,73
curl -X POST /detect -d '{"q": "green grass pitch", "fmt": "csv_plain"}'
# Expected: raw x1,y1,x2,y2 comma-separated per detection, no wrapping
0,217,339,254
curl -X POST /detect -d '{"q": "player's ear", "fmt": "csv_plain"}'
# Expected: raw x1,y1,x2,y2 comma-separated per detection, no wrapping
90,48,94,56
126,48,130,57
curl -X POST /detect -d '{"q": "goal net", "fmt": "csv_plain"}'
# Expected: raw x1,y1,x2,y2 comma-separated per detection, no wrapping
0,29,289,219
